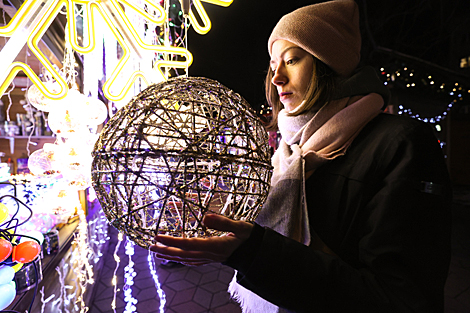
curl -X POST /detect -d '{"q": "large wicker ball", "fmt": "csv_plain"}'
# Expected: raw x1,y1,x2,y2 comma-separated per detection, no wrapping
91,77,272,249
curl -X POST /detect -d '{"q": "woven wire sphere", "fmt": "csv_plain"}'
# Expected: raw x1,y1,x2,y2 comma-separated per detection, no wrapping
91,77,273,249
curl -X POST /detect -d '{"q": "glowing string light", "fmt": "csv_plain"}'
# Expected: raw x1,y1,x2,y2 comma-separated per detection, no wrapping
123,237,137,312
34,208,109,312
87,211,109,264
53,262,67,307
40,286,56,313
380,65,462,124
112,232,123,313
70,204,94,313
148,251,167,313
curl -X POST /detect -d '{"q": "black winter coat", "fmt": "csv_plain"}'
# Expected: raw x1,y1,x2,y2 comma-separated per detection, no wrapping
225,113,452,313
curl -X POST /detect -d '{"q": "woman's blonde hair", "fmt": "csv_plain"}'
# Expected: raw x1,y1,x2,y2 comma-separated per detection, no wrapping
265,57,337,131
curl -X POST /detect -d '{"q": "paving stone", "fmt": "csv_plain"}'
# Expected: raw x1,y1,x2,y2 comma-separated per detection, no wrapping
185,269,203,285
200,280,229,293
136,298,163,313
169,286,197,306
166,278,196,292
193,286,213,309
211,302,242,313
199,269,219,285
92,281,116,300
171,301,207,313
210,289,232,308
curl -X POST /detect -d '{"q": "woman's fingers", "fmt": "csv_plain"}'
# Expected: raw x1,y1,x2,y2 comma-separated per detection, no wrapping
155,234,228,253
202,214,238,231
151,242,226,263
150,214,254,265
203,214,253,240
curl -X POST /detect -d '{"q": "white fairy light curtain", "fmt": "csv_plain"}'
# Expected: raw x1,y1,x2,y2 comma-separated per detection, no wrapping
91,77,272,249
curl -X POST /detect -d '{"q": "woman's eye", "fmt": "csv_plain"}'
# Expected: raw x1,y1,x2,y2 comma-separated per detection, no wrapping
286,58,297,65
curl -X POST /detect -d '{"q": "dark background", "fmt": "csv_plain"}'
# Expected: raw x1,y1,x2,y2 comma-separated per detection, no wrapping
185,0,470,110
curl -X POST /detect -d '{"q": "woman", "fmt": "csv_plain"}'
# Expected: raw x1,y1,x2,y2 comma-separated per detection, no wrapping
150,1,452,312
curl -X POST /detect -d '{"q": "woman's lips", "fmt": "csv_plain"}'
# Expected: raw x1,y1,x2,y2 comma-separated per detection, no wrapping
279,92,292,101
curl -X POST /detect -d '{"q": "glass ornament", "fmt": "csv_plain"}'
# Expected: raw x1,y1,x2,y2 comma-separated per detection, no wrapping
84,97,108,126
47,89,89,137
50,141,93,190
28,148,57,176
26,82,61,112
92,77,273,249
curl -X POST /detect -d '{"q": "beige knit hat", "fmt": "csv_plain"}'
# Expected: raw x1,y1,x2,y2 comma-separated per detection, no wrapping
268,0,361,77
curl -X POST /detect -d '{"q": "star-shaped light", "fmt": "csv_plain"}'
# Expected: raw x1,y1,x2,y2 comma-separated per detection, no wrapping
0,0,69,100
0,0,234,102
189,0,233,34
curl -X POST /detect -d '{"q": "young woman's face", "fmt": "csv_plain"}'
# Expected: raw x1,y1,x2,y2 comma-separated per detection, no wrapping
270,40,314,112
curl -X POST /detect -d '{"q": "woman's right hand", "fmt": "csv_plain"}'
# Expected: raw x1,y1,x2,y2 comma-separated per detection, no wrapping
150,213,253,266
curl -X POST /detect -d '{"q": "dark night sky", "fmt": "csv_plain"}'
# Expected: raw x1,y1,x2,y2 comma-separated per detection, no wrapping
185,0,470,110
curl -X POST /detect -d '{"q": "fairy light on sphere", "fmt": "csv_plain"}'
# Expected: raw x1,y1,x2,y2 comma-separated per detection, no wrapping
91,76,272,249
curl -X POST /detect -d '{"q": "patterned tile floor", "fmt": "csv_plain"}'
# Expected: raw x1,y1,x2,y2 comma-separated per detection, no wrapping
87,226,241,313
87,186,470,313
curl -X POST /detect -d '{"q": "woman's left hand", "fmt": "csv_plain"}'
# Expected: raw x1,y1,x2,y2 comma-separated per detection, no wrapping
149,213,253,266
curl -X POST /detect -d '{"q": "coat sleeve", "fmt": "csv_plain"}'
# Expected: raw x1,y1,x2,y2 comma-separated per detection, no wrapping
224,119,452,313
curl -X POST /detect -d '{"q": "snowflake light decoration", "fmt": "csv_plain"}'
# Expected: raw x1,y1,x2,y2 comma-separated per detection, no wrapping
91,77,272,249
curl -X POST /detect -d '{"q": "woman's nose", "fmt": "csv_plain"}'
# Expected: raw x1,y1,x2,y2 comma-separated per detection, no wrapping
271,67,287,86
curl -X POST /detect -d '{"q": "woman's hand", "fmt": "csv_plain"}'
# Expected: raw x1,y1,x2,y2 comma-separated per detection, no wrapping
150,213,253,266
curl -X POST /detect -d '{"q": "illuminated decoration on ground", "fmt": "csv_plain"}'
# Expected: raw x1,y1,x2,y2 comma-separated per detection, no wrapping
1,0,235,102
107,230,168,312
123,237,137,313
112,232,123,312
92,77,272,248
70,205,94,313
148,251,166,313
